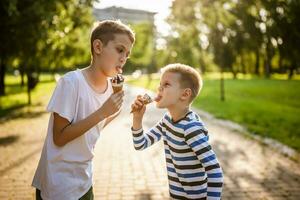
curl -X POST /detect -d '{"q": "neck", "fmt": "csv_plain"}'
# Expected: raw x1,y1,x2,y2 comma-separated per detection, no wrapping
83,64,107,93
169,105,190,122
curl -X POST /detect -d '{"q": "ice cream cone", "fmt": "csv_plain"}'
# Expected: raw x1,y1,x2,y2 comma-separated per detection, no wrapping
111,74,124,93
112,84,123,93
130,93,153,113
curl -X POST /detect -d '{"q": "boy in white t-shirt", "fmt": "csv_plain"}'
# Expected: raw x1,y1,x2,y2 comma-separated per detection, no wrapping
32,20,135,200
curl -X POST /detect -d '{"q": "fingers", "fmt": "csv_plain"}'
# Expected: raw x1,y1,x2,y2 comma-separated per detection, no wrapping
132,101,145,111
105,91,123,113
130,95,146,112
111,91,124,103
135,99,144,106
134,98,144,108
113,90,124,100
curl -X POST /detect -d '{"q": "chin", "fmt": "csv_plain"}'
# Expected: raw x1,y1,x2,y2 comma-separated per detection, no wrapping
111,71,118,76
156,103,164,109
103,70,115,78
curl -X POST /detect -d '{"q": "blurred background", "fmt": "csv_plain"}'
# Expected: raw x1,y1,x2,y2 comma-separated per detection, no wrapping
1,0,299,152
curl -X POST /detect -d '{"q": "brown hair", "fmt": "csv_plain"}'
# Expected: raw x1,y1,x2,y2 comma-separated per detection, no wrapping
161,63,202,101
90,20,135,55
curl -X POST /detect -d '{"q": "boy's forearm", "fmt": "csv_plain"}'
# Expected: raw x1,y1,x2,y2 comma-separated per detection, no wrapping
55,109,105,146
103,110,120,128
132,117,143,130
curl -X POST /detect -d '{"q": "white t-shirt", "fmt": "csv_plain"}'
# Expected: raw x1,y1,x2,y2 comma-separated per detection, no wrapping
32,69,113,200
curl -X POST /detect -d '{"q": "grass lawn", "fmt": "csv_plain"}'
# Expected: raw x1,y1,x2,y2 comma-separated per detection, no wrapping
0,74,56,118
127,73,300,151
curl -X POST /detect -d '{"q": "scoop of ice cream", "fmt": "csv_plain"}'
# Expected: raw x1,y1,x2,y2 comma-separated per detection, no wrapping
111,74,124,93
141,93,153,104
111,74,124,86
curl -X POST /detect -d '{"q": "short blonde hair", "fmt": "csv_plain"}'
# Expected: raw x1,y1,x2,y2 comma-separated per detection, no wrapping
91,20,135,55
161,63,202,101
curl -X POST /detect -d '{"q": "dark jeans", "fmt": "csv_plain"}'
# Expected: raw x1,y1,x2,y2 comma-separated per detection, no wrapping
36,186,94,200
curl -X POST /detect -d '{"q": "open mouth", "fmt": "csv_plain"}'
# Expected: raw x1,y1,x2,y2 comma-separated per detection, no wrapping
116,66,123,73
154,95,162,102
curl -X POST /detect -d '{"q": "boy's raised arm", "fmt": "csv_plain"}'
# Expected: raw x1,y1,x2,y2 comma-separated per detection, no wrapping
131,95,163,150
131,95,146,130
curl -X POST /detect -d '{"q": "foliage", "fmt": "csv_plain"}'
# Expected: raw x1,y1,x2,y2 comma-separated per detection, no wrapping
165,0,300,78
125,22,155,73
0,0,93,97
0,73,56,117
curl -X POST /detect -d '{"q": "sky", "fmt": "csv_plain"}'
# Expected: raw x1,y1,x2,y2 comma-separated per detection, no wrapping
93,0,173,36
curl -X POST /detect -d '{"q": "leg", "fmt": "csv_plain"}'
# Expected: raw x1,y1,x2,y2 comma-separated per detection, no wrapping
79,186,94,200
36,189,43,200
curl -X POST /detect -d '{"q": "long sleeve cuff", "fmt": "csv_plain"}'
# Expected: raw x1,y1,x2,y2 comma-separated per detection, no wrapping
131,127,143,134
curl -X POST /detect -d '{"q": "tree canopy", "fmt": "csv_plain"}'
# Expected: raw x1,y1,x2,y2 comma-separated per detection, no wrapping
162,0,300,78
0,0,93,96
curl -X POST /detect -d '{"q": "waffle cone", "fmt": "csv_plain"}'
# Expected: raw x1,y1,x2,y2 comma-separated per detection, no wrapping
130,94,153,113
112,85,123,93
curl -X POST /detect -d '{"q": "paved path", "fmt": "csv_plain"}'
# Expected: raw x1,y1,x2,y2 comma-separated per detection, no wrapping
0,85,300,199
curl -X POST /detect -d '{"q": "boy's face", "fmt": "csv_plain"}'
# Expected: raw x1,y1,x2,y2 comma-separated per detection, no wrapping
97,33,133,77
155,72,185,109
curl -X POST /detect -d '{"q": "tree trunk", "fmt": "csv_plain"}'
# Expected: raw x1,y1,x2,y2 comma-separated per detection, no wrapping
232,70,237,79
146,72,152,88
0,57,6,96
20,65,25,86
255,48,260,75
264,42,272,78
220,68,225,101
199,52,206,74
27,86,31,105
288,60,296,80
241,54,246,74
26,72,32,105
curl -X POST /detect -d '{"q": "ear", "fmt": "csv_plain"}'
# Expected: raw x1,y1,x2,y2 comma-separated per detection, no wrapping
92,39,103,55
180,88,192,101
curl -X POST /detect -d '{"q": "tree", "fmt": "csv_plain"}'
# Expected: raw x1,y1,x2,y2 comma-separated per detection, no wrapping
165,0,300,80
126,22,155,73
0,0,93,103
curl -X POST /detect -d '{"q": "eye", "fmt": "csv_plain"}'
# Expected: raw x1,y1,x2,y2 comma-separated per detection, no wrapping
117,47,124,53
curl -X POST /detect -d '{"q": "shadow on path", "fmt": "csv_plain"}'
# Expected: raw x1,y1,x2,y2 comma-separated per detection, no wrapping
0,108,46,124
0,135,19,146
0,145,41,176
213,139,300,198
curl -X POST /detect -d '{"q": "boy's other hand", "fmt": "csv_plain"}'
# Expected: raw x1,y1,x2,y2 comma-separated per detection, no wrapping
100,90,124,118
131,95,146,119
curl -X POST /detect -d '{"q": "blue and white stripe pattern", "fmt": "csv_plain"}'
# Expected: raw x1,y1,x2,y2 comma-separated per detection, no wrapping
132,111,223,200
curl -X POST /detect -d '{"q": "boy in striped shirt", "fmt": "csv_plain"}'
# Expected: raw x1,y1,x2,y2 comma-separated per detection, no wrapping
131,63,223,200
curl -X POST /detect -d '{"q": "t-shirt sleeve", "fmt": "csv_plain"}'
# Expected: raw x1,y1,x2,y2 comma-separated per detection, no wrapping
47,76,77,122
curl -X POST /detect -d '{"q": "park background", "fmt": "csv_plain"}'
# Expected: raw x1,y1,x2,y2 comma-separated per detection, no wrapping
0,0,300,199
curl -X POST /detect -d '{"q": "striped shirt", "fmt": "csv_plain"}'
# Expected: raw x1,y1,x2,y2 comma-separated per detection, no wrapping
132,111,223,200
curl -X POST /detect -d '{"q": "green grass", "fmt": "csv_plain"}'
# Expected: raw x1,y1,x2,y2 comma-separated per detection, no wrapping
0,74,56,118
127,74,300,151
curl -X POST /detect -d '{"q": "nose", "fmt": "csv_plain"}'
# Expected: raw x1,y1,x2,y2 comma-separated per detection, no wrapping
158,85,163,92
120,54,127,64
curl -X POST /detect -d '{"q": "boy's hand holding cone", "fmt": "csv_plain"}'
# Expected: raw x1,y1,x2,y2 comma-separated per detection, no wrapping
130,93,153,113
